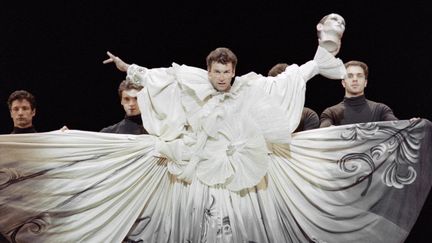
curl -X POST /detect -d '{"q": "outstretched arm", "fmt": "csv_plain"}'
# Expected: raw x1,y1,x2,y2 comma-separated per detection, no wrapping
103,51,130,72
102,52,188,140
300,46,346,82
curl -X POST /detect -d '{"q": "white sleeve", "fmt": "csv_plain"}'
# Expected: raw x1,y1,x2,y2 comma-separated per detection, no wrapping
251,46,346,133
127,64,187,141
300,46,347,82
311,45,347,80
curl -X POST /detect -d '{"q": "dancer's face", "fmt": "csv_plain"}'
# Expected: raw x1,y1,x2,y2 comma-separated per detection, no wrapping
121,89,141,116
10,99,35,128
342,65,368,97
208,62,235,92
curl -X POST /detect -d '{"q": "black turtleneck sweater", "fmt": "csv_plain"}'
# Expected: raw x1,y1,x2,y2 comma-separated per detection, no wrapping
100,114,148,135
319,95,398,127
11,126,37,134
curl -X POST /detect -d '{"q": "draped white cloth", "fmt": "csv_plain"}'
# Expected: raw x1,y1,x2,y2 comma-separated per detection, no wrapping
1,47,431,243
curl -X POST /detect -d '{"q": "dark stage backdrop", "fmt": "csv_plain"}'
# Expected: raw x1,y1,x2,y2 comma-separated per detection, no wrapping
1,1,431,242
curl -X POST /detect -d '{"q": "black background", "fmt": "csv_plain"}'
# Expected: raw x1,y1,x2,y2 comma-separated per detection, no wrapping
1,1,431,242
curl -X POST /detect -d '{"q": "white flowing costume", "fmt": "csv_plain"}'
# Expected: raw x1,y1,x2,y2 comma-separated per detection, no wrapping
0,47,431,243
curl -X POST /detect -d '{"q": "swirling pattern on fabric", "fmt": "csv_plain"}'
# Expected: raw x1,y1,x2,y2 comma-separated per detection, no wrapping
1,122,431,243
1,46,431,242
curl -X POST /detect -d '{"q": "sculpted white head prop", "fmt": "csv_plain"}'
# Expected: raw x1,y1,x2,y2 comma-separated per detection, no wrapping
316,13,346,56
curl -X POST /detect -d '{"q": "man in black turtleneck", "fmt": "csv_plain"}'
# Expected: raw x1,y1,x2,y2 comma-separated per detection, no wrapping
8,90,38,134
4,91,37,240
100,80,148,135
320,60,397,127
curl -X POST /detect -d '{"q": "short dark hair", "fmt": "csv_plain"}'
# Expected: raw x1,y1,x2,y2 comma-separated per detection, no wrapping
118,80,144,99
268,63,289,77
7,90,36,110
206,47,238,70
345,60,369,79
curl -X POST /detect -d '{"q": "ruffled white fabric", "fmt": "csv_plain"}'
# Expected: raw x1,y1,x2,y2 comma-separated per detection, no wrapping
127,65,188,141
313,45,347,79
126,46,346,191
